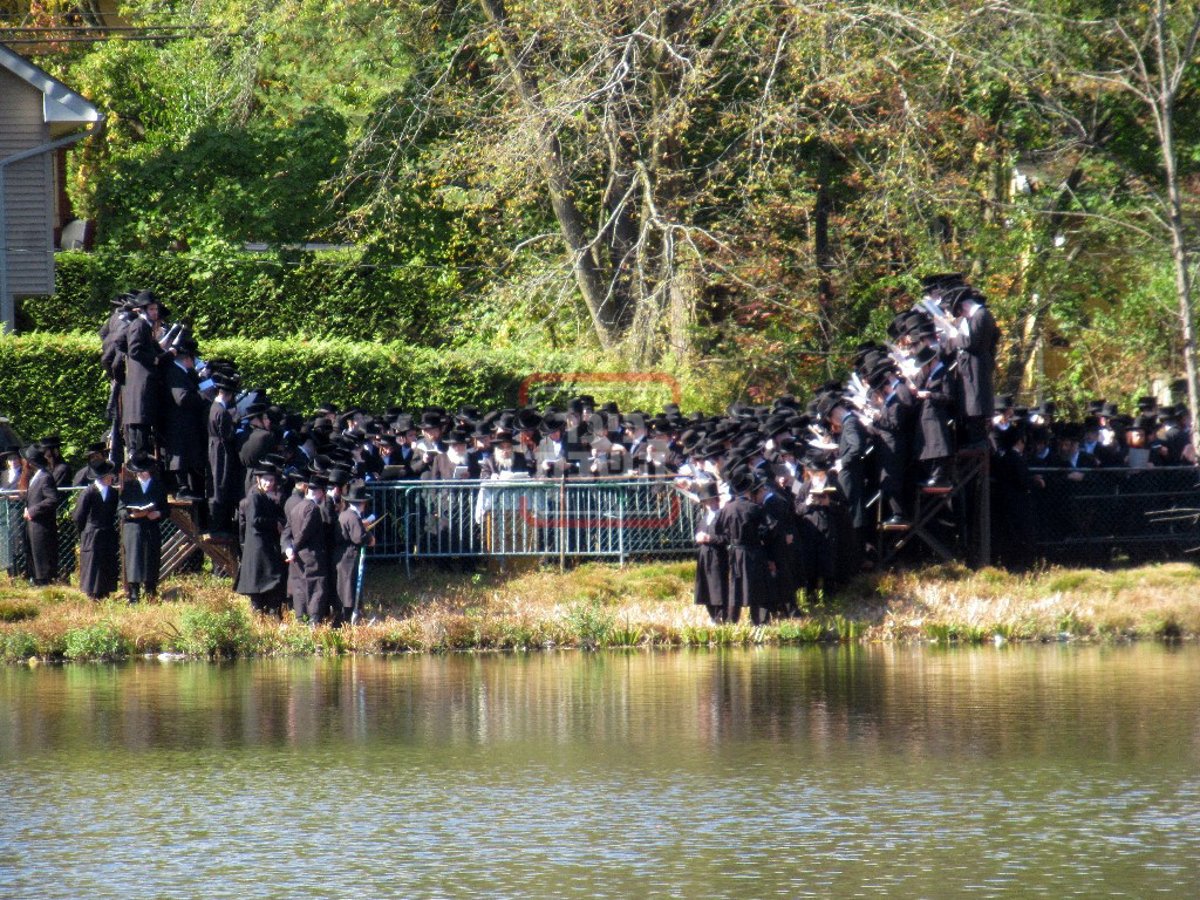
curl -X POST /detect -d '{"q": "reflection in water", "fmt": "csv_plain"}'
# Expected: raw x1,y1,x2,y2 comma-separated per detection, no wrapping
1,645,1199,897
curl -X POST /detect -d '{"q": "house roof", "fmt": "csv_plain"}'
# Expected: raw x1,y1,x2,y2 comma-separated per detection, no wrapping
0,42,100,127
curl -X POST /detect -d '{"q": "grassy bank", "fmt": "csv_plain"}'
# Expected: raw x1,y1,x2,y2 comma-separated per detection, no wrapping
1,560,1198,663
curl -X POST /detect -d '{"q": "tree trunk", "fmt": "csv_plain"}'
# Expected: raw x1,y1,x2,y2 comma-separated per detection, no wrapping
1153,1,1200,456
477,0,624,348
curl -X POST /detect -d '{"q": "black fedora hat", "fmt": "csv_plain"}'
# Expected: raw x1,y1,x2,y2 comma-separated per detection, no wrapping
727,467,758,497
125,452,155,474
87,460,116,481
344,482,371,504
694,480,719,502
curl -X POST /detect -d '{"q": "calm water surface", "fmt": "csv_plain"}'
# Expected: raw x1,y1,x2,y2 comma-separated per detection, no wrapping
1,644,1199,898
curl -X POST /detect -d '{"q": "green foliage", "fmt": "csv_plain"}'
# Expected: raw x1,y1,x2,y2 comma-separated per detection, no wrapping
24,249,466,346
63,622,130,661
0,630,39,662
776,619,825,644
175,602,253,658
564,600,614,650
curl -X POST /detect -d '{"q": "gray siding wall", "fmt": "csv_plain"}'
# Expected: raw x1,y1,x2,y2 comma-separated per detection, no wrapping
0,67,54,296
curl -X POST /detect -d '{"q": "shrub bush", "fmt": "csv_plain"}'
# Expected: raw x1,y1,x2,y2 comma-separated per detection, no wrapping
0,630,39,662
63,622,130,660
175,602,254,658
19,249,464,345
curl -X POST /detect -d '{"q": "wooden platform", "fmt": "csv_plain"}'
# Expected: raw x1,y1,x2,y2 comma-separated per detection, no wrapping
162,499,238,578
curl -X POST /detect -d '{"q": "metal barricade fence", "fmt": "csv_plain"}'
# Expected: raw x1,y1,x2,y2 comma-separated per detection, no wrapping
10,469,1200,583
1026,466,1200,562
365,478,699,571
0,487,186,581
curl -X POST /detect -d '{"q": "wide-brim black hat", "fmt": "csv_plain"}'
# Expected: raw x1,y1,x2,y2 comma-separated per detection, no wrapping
37,434,62,450
694,480,719,502
446,428,471,445
515,409,543,432
921,272,966,298
727,467,758,497
912,345,938,368
87,460,116,481
125,452,154,473
129,289,159,309
344,483,371,504
802,451,833,471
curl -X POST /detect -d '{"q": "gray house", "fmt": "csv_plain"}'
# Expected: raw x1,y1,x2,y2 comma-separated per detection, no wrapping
0,44,101,331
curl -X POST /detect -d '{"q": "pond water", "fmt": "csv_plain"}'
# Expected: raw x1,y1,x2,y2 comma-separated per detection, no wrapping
2,645,1198,898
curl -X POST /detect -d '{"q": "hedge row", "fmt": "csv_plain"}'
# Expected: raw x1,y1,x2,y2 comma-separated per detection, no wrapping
18,249,463,344
0,335,719,459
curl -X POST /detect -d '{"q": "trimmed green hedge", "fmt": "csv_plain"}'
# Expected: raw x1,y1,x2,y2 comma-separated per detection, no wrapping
0,334,579,456
18,248,464,344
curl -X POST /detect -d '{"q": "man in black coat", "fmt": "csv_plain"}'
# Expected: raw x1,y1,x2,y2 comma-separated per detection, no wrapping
912,345,955,488
72,460,119,601
280,477,309,617
20,446,59,586
100,295,135,463
207,373,242,534
869,365,916,527
119,453,169,603
691,480,729,622
286,472,332,624
761,467,801,617
795,453,842,604
236,465,286,616
708,467,772,625
335,482,375,624
944,286,999,447
121,291,172,457
163,338,208,501
829,399,869,562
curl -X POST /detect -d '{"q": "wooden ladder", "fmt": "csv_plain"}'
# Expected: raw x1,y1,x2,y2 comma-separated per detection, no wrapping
162,500,238,578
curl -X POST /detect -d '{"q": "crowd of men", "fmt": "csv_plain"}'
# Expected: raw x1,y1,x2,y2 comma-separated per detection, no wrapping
2,274,1195,624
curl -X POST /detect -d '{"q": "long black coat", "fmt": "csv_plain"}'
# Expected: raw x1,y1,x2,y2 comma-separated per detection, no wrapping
235,489,285,595
795,480,842,589
712,495,771,612
693,507,728,607
208,400,241,504
914,361,955,461
72,484,119,597
163,362,207,471
120,477,168,585
121,316,165,427
281,489,307,602
287,497,330,616
873,383,916,507
761,489,800,610
946,303,999,419
23,469,59,582
836,412,869,528
335,508,370,609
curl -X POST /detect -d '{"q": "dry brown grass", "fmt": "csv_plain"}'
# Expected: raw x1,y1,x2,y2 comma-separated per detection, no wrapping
2,559,1199,662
